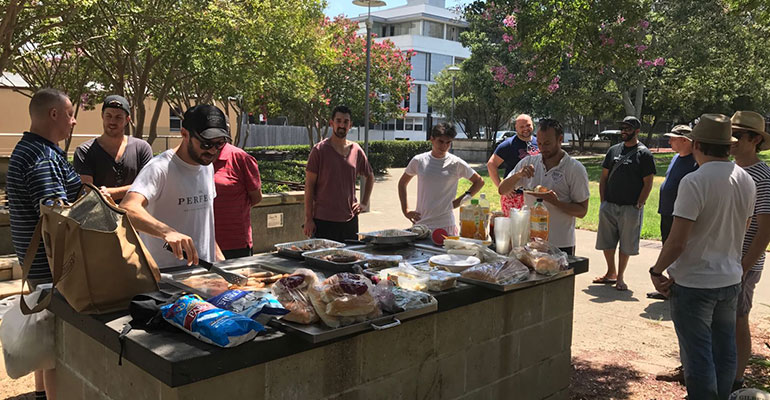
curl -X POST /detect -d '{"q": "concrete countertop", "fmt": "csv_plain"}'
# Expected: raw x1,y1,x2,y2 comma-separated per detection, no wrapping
49,252,588,388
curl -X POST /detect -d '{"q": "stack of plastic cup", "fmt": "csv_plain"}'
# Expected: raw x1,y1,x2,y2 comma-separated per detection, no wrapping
509,206,531,248
494,217,511,255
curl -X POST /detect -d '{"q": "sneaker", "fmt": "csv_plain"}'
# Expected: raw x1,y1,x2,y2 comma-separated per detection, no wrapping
655,365,684,384
731,379,744,393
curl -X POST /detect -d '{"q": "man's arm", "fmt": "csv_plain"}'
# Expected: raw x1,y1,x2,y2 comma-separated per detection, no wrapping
486,153,504,187
79,175,131,200
599,168,609,203
499,164,534,195
398,173,421,223
303,171,318,237
248,190,262,206
539,194,589,218
361,171,374,209
650,216,695,296
121,191,199,265
741,214,770,273
637,174,654,209
453,173,484,208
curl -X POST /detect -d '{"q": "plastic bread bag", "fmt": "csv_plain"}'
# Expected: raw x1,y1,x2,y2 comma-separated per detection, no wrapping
271,268,321,324
513,238,569,274
426,270,461,292
371,278,401,313
160,294,263,348
208,290,289,325
377,263,429,291
366,254,403,270
307,272,381,329
392,287,437,311
461,258,530,284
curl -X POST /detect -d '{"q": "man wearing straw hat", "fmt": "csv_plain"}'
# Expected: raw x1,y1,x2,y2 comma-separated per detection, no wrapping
729,110,770,391
650,114,755,400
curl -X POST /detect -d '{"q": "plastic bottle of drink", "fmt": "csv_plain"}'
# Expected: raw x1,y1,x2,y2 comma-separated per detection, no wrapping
530,198,549,241
478,193,491,240
460,199,479,238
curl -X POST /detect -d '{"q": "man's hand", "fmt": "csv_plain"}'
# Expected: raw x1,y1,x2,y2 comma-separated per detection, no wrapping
534,189,558,204
303,218,316,237
352,202,368,215
403,210,421,223
518,165,535,179
650,273,674,297
164,231,198,266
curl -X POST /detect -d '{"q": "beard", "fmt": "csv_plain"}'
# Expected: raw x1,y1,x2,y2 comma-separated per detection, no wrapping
621,131,637,142
334,127,348,139
187,141,215,165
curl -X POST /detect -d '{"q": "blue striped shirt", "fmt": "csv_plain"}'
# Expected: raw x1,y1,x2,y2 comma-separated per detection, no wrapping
7,132,81,281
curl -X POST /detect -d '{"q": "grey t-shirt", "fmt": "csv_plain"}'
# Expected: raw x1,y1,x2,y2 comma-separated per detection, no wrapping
73,136,153,187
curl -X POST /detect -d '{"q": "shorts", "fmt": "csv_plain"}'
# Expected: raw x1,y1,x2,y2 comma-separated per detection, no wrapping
595,201,643,255
313,216,359,242
737,270,762,316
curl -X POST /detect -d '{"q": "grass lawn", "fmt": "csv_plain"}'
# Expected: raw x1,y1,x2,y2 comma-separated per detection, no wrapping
458,152,770,242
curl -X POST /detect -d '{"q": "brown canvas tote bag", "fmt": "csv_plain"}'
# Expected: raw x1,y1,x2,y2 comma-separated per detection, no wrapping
20,183,161,314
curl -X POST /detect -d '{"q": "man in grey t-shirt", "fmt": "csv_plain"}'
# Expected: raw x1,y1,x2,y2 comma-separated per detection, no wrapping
73,95,153,201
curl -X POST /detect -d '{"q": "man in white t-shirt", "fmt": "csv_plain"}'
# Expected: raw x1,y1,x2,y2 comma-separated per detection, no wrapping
650,114,755,400
398,123,483,235
122,104,229,268
498,118,590,255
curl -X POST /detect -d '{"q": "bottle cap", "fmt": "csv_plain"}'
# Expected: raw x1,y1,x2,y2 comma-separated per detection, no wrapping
471,199,479,205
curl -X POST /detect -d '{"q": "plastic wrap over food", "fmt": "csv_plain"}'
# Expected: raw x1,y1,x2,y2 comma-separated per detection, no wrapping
366,254,403,270
208,290,289,325
392,287,436,311
371,278,400,313
513,238,569,275
443,238,505,263
271,268,321,324
307,272,382,328
426,270,461,291
461,259,530,285
161,294,263,348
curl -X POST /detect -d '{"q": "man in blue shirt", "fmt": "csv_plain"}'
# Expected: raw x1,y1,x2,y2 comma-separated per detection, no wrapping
7,88,81,400
487,114,538,209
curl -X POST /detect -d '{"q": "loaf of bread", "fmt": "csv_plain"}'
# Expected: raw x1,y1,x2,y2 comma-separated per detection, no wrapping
308,272,381,328
271,268,320,324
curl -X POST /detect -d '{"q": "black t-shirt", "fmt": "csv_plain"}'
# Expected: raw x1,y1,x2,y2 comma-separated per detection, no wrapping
602,142,656,205
73,136,154,187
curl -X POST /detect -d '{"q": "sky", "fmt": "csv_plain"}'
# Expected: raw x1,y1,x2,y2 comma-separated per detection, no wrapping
323,0,466,18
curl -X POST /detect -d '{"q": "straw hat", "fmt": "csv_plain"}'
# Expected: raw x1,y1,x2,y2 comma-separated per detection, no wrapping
687,114,736,145
664,124,692,140
731,111,770,150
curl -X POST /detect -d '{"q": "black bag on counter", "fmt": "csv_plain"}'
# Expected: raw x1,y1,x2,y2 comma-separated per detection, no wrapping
117,291,181,365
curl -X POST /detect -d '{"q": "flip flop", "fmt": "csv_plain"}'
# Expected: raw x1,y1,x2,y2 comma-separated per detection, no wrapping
592,276,617,284
646,291,668,300
615,282,628,291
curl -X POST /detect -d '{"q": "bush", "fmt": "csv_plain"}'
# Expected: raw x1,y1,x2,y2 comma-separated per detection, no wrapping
366,140,431,167
245,145,311,161
368,152,394,175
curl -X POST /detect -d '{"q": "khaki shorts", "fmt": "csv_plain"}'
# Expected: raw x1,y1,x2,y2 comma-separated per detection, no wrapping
595,202,643,255
737,270,762,316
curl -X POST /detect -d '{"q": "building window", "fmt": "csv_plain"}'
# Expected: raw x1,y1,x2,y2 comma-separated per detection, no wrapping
394,21,419,36
386,119,396,130
447,25,460,41
423,20,444,39
396,119,404,130
409,85,418,113
170,107,182,131
429,53,453,80
415,118,424,131
405,118,414,130
410,51,428,81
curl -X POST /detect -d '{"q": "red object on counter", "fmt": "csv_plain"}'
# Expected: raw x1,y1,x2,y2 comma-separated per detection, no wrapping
432,228,448,245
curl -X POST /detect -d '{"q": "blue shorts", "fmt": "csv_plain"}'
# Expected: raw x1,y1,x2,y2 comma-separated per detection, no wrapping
595,202,643,255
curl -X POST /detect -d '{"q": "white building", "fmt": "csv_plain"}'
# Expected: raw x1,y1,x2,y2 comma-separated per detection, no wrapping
351,0,471,141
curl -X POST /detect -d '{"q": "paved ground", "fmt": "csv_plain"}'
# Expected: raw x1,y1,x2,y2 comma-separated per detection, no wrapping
1,166,769,398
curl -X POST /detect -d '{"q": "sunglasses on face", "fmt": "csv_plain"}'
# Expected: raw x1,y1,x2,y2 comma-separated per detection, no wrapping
192,131,229,150
732,130,753,140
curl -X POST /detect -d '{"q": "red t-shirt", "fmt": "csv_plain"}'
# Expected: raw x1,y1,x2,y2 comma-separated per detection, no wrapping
306,139,373,222
213,144,261,250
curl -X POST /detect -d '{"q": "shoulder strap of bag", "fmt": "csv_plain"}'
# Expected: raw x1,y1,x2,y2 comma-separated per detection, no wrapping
608,143,645,183
19,220,52,314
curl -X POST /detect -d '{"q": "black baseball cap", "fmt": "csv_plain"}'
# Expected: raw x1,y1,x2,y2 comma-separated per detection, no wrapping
102,95,130,115
617,116,641,130
181,104,229,140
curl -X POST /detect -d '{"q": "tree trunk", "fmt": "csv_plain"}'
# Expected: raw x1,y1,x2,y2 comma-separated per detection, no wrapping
621,85,644,118
645,114,658,148
148,93,166,145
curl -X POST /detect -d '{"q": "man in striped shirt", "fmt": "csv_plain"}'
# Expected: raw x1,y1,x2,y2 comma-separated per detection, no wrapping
7,88,81,400
729,110,770,391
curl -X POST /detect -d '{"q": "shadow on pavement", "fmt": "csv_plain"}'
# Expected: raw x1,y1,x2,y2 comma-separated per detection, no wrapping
582,285,640,303
570,357,642,400
5,393,34,400
640,300,671,321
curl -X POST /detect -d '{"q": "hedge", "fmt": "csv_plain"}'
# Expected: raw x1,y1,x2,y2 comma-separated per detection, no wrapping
245,140,431,174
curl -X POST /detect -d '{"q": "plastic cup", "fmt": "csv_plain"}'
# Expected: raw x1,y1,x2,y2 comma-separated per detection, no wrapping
494,217,511,255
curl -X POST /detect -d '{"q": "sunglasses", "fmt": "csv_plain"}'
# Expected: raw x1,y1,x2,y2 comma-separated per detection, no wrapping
732,130,754,140
191,131,229,150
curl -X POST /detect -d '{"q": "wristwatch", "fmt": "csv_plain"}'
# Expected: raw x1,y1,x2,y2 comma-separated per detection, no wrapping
464,190,472,197
649,267,663,277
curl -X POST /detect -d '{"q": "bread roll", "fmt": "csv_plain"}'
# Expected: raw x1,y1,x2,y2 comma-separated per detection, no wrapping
271,268,320,324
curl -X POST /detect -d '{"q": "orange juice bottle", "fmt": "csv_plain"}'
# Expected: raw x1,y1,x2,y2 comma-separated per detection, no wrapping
530,198,549,241
460,199,479,238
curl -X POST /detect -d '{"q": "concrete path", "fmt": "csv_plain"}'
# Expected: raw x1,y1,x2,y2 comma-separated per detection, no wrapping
360,167,770,377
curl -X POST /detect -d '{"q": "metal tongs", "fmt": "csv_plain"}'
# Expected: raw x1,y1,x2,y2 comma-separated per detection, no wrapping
163,243,248,286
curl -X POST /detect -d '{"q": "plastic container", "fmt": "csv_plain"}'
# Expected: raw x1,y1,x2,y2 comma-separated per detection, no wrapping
509,205,530,248
478,194,491,237
460,199,485,239
494,217,511,255
530,198,549,241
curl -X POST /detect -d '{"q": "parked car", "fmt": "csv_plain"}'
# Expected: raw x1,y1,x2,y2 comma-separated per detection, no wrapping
493,130,517,148
598,129,621,140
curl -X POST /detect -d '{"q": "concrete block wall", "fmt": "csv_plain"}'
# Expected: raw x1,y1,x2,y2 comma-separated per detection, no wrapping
250,191,305,253
56,275,575,400
450,139,491,164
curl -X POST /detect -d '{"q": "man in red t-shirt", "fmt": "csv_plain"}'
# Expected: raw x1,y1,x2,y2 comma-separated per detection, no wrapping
304,105,374,241
213,143,262,259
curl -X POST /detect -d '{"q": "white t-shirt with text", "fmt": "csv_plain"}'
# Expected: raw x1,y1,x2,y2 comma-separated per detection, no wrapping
128,149,217,269
405,152,476,230
668,161,755,288
507,151,590,247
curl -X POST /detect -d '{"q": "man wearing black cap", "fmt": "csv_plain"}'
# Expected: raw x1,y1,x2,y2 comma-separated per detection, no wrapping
594,116,656,291
73,95,153,201
121,104,230,268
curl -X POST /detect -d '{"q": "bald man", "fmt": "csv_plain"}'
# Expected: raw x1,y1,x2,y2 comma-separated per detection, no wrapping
487,114,539,211
7,87,80,400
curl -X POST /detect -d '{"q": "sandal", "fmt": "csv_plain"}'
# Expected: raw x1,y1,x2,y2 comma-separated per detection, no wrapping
592,276,617,284
615,282,628,291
